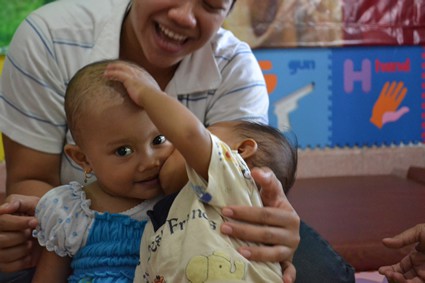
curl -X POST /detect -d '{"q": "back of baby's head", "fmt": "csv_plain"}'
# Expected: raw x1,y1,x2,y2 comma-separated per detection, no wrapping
235,121,298,194
65,59,128,143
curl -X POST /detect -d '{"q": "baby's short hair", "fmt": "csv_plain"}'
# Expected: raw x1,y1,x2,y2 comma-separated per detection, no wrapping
234,121,298,193
65,59,127,144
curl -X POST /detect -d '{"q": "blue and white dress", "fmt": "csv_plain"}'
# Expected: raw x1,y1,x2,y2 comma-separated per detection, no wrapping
33,181,159,283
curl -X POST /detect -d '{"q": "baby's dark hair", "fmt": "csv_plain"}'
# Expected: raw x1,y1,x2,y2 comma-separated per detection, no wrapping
234,121,298,194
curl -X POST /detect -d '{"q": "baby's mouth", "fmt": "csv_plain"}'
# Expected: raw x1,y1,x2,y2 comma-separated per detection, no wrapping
135,173,159,183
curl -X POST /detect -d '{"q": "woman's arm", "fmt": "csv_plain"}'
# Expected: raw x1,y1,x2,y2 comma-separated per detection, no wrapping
4,135,62,197
32,249,71,283
0,135,61,272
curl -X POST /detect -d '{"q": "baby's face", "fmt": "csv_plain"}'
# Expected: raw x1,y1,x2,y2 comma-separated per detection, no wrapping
79,99,174,200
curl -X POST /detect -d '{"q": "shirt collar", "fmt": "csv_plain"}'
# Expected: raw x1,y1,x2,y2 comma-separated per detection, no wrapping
165,41,222,96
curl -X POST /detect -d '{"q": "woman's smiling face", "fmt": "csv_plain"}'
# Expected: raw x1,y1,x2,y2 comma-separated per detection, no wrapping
126,0,233,69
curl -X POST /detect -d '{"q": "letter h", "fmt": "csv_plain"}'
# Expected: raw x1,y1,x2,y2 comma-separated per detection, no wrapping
344,59,371,93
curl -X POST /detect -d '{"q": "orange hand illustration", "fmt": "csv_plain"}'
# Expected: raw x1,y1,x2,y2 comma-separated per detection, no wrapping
370,81,409,129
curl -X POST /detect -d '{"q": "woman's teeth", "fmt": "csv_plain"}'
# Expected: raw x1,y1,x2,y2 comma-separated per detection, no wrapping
159,24,187,42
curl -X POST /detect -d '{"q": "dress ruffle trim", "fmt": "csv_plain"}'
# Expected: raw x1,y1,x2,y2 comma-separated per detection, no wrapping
33,182,94,257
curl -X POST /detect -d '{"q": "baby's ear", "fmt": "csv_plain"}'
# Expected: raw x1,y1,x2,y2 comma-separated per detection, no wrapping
64,144,91,171
237,138,258,159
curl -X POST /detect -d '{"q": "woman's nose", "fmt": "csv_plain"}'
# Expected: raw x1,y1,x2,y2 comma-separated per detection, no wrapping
168,1,197,28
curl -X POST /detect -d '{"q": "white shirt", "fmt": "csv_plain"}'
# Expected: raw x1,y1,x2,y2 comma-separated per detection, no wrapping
0,0,269,184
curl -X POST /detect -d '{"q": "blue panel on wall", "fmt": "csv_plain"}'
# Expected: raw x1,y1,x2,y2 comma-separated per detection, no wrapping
254,49,332,148
254,46,424,149
331,46,423,147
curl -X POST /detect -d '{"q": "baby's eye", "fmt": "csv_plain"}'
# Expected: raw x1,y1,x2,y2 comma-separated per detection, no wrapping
152,135,166,145
115,146,133,157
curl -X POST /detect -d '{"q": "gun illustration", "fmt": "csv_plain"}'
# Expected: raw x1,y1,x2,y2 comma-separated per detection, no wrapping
274,82,315,130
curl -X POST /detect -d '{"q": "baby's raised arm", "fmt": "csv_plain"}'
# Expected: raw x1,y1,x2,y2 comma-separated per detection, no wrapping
104,61,211,179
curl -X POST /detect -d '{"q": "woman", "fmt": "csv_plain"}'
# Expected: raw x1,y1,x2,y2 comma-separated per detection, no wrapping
0,0,353,282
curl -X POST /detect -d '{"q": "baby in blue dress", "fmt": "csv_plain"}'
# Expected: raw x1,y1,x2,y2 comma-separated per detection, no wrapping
32,60,174,282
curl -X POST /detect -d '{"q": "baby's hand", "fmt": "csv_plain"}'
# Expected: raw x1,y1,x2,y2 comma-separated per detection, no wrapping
104,61,161,107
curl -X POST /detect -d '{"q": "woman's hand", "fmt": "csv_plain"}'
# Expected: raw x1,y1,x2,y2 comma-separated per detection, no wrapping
220,167,300,282
0,194,41,272
378,223,425,283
